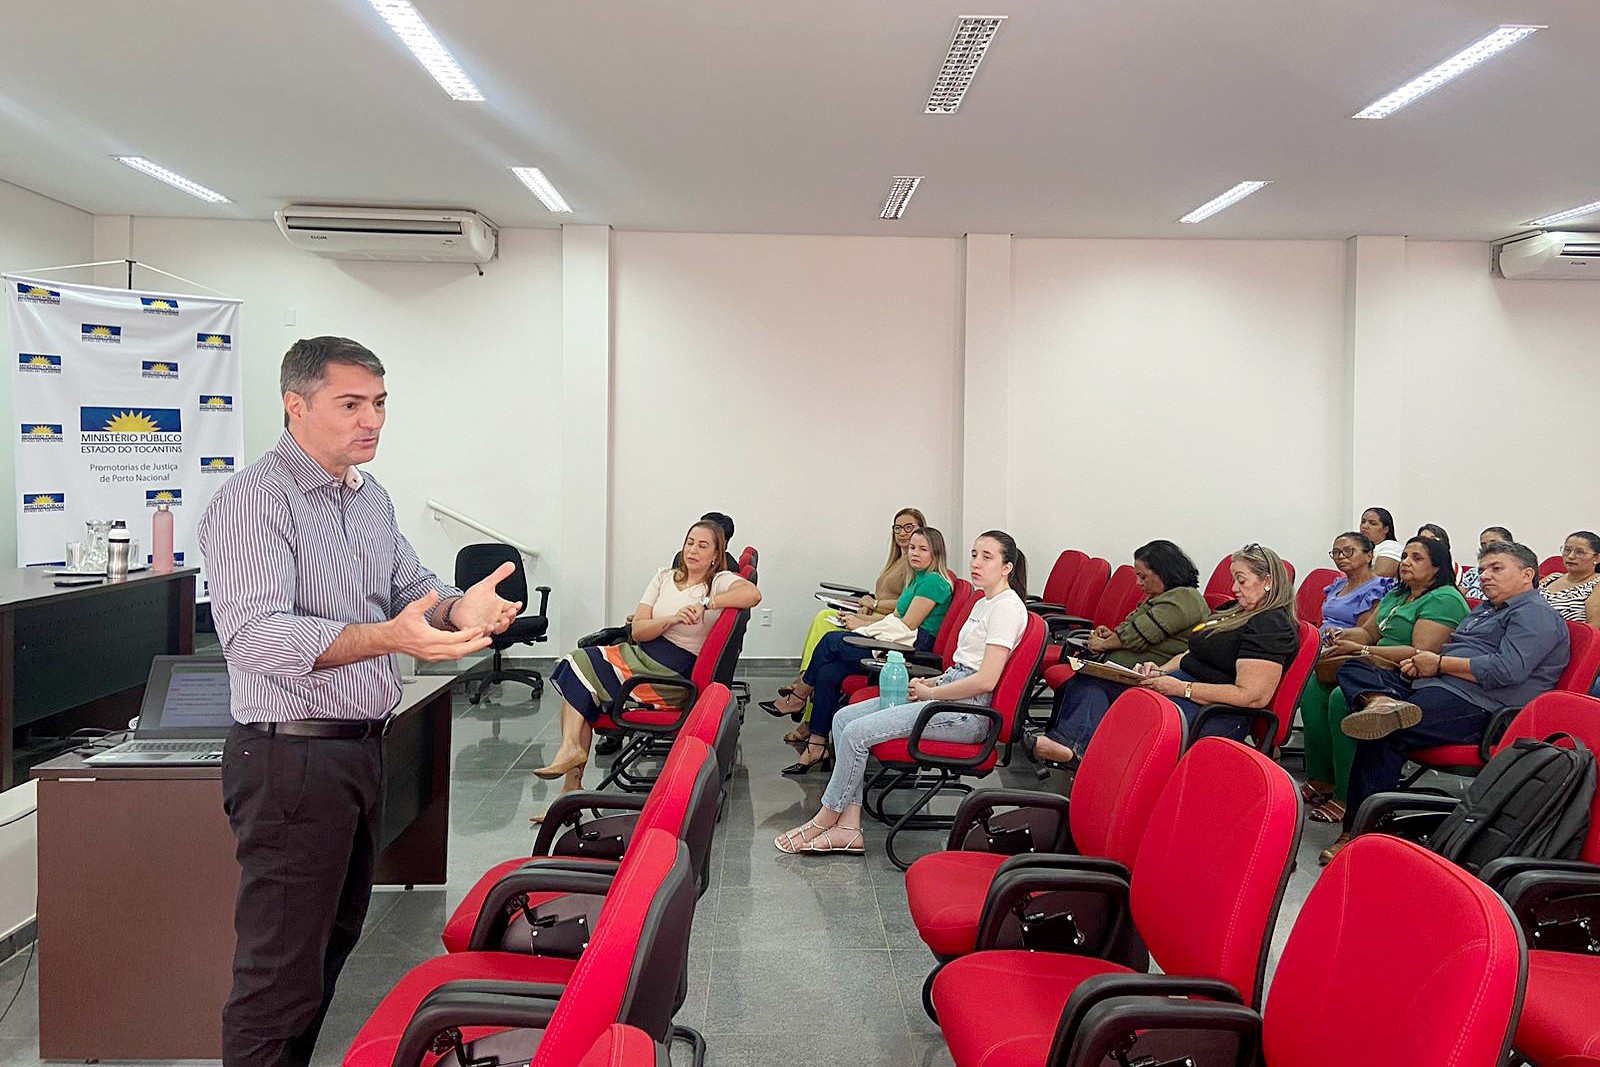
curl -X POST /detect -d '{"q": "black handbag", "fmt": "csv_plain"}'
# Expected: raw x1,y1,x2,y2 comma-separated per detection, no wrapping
576,624,631,649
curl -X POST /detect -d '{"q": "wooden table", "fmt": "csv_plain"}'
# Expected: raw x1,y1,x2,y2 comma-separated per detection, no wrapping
31,674,453,1060
0,565,197,789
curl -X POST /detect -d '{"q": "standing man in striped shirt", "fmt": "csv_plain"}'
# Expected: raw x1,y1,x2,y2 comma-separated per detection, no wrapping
198,336,522,1067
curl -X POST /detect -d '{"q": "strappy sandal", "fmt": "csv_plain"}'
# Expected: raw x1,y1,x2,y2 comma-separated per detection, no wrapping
1307,799,1346,824
775,819,827,854
760,693,808,719
1318,833,1353,867
800,824,865,855
1299,782,1334,807
783,724,811,744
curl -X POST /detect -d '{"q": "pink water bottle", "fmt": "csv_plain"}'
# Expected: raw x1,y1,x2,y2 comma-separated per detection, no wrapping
152,501,175,573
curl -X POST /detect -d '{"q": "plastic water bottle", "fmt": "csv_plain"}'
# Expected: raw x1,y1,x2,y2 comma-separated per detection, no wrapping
880,650,910,708
152,501,175,574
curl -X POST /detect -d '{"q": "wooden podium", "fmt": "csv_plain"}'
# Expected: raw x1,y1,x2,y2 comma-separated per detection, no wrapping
31,674,453,1060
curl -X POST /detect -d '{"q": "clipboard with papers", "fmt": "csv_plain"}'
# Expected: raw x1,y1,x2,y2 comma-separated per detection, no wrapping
1064,657,1151,686
814,592,863,613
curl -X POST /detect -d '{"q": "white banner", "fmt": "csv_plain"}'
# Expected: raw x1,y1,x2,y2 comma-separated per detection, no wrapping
7,275,242,598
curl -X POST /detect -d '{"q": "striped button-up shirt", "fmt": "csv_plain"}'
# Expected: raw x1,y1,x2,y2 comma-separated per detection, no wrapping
197,431,462,722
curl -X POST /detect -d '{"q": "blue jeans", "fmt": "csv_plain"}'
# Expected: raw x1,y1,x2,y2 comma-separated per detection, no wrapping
1338,661,1489,830
820,664,989,813
803,627,935,738
1046,672,1250,755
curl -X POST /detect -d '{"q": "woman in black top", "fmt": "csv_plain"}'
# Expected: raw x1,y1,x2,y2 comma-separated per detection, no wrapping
1037,543,1300,762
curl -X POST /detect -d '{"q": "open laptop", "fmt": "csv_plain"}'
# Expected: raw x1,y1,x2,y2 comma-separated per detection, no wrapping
84,656,234,766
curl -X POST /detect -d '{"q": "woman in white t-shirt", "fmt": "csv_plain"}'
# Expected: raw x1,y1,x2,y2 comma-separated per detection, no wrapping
775,531,1030,856
1360,507,1402,579
537,519,762,798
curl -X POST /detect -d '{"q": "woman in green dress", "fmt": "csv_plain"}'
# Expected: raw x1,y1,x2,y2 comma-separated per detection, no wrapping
1299,535,1468,825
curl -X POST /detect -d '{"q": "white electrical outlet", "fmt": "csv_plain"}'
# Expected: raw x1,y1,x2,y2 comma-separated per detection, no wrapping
760,609,773,627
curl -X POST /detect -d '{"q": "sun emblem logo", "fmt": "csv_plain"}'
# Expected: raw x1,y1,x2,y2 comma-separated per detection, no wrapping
202,335,223,346
89,326,113,338
148,300,172,310
102,411,160,432
30,495,57,507
150,362,171,374
208,457,229,468
27,356,52,367
27,425,55,437
28,287,50,298
151,490,177,502
204,396,228,407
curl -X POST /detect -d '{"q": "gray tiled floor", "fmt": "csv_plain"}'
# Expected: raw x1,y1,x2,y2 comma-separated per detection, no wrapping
0,664,1440,1067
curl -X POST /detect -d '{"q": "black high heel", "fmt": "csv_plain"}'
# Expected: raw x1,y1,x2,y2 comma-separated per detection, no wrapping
782,742,832,776
760,695,807,720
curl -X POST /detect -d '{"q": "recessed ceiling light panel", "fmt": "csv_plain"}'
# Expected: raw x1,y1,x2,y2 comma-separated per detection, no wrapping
1178,180,1271,224
113,157,231,203
367,0,485,101
1527,199,1600,227
926,16,1007,114
510,167,573,213
1352,24,1543,120
879,176,924,220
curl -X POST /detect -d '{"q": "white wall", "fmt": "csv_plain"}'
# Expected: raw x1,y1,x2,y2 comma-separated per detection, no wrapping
1400,241,1600,563
0,180,94,566
122,218,564,611
1009,239,1350,580
609,232,964,656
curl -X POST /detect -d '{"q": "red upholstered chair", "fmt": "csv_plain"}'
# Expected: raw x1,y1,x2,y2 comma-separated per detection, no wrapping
1190,620,1319,755
577,1025,668,1067
1541,555,1566,578
1295,567,1340,628
1401,621,1600,781
861,613,1048,870
930,738,1302,1066
1205,557,1296,609
439,735,719,955
1026,550,1089,616
1046,835,1525,1067
1031,566,1147,709
904,690,1185,1014
594,603,747,792
344,830,697,1067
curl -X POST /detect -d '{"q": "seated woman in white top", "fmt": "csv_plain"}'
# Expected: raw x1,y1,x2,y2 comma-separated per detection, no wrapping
537,519,762,798
1540,531,1600,624
774,531,1031,856
1360,507,1402,579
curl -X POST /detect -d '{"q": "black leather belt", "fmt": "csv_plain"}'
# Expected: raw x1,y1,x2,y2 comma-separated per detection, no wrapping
242,719,386,740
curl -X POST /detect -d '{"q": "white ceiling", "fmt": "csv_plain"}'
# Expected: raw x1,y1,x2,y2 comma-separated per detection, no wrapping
2,0,1597,240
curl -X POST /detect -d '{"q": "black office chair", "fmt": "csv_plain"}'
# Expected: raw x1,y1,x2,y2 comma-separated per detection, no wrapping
453,543,551,706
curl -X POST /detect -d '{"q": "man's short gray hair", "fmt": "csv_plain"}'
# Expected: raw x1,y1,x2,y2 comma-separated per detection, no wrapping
1478,540,1539,572
280,336,385,399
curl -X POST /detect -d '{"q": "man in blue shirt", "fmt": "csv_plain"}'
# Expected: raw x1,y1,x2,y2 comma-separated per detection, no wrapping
1333,541,1569,847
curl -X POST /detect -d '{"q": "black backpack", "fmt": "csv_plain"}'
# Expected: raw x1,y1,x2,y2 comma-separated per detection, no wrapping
1429,732,1597,874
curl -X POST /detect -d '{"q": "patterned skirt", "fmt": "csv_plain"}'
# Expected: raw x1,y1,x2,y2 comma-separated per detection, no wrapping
550,637,698,724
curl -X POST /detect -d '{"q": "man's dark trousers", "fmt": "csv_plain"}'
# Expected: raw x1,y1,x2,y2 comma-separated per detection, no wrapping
220,725,384,1067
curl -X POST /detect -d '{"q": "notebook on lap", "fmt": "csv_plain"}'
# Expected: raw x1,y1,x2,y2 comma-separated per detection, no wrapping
84,656,234,766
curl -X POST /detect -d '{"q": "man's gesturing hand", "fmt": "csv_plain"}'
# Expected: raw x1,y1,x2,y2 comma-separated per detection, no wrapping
454,561,524,636
392,591,491,661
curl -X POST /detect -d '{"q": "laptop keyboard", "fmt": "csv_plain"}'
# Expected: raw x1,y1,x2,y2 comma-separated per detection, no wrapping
121,740,222,753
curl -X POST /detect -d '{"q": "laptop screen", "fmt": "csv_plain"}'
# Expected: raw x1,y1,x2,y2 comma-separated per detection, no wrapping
137,657,235,736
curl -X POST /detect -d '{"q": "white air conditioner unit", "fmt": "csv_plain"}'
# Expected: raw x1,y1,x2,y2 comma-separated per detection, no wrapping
1494,231,1600,280
274,205,498,263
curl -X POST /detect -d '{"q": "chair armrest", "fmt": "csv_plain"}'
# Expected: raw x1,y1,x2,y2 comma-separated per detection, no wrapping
1349,791,1457,837
532,585,552,616
843,635,917,654
531,792,648,854
1040,613,1093,636
393,983,565,1067
820,582,870,597
1190,703,1279,754
1053,985,1258,1067
606,674,699,733
1479,704,1521,763
995,853,1130,881
1482,856,1600,894
468,867,617,951
1502,865,1600,953
1026,600,1069,616
907,702,1004,770
945,787,1073,852
974,865,1132,956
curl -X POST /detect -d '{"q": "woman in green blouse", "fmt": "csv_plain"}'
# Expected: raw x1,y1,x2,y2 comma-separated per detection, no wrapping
1300,535,1469,825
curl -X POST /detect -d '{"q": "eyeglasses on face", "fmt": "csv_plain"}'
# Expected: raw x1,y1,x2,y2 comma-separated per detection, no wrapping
1562,545,1596,557
1328,547,1360,559
892,523,919,534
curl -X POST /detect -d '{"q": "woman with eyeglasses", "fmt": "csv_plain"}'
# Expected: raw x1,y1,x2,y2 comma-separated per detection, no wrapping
766,508,928,743
1316,532,1393,636
1458,527,1514,602
1539,531,1600,624
1359,507,1402,578
1031,544,1300,766
1299,535,1468,827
